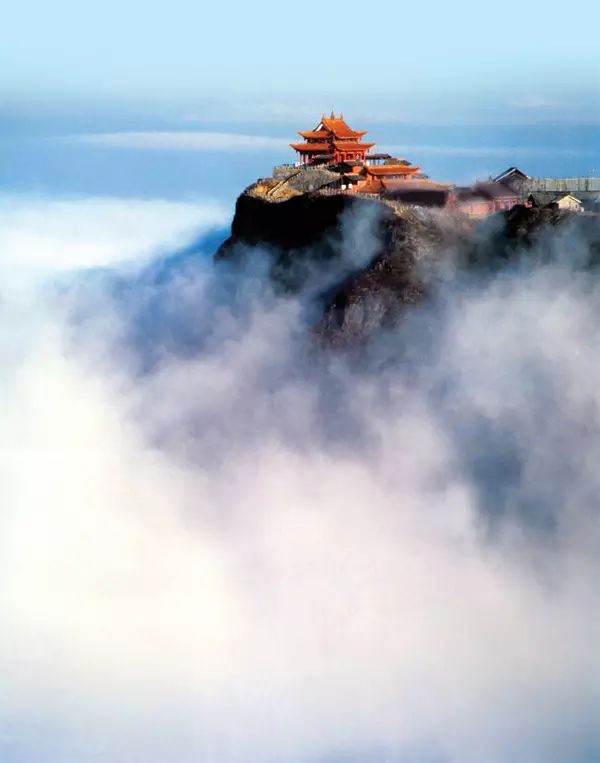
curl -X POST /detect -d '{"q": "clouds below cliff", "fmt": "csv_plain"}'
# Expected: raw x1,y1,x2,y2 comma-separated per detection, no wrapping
0,194,228,273
2,196,600,763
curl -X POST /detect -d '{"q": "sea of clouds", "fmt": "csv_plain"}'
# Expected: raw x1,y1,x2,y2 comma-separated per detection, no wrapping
2,193,600,763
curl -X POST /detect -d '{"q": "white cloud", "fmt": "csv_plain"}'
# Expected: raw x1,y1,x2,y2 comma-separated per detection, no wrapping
2,196,600,762
69,131,290,151
512,96,563,110
0,193,228,276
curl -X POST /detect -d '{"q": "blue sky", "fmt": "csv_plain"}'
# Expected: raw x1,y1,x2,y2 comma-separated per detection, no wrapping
3,0,600,124
3,0,600,201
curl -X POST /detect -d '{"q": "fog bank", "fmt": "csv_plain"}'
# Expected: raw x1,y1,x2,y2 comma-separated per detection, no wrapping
2,196,600,763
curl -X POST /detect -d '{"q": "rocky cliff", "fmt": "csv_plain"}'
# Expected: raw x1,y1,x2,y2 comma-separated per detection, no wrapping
216,185,588,345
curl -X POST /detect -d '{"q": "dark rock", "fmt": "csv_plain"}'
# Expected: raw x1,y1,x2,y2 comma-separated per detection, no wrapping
216,191,386,294
216,190,464,343
217,191,366,254
215,190,597,346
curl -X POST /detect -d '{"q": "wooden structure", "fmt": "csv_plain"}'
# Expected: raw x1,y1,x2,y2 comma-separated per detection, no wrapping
494,168,600,210
494,167,530,196
286,113,455,208
528,192,583,212
453,182,521,218
290,112,375,165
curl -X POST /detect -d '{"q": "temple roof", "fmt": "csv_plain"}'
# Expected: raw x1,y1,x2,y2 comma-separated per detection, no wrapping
335,129,368,139
367,164,420,176
494,166,530,182
296,112,368,140
356,178,385,194
298,130,331,139
383,179,451,192
291,140,375,153
298,129,369,141
320,114,366,139
332,140,375,151
297,132,370,146
290,142,331,152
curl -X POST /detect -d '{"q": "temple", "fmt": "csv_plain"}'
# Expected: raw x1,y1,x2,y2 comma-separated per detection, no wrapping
288,112,426,195
271,111,517,212
290,112,375,165
355,163,422,193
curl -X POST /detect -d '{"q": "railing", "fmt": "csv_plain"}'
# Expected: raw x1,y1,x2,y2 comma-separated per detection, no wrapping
266,167,304,196
313,187,380,200
527,177,600,192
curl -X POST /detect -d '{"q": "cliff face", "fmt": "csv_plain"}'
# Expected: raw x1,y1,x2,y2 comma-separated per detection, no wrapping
216,191,447,340
216,188,585,345
218,191,359,253
216,191,407,300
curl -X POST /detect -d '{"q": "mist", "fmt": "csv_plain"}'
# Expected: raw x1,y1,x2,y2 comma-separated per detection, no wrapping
2,194,600,763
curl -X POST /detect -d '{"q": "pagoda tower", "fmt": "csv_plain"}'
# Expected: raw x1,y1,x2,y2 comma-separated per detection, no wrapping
290,112,375,165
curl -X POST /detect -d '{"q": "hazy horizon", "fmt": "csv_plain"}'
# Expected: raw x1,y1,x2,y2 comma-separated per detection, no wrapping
3,116,599,201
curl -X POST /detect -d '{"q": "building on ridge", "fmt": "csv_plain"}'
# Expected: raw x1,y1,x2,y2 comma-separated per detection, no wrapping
528,191,583,212
290,112,428,195
290,112,375,165
493,167,530,196
494,166,600,211
453,182,522,218
283,113,529,215
355,162,423,192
